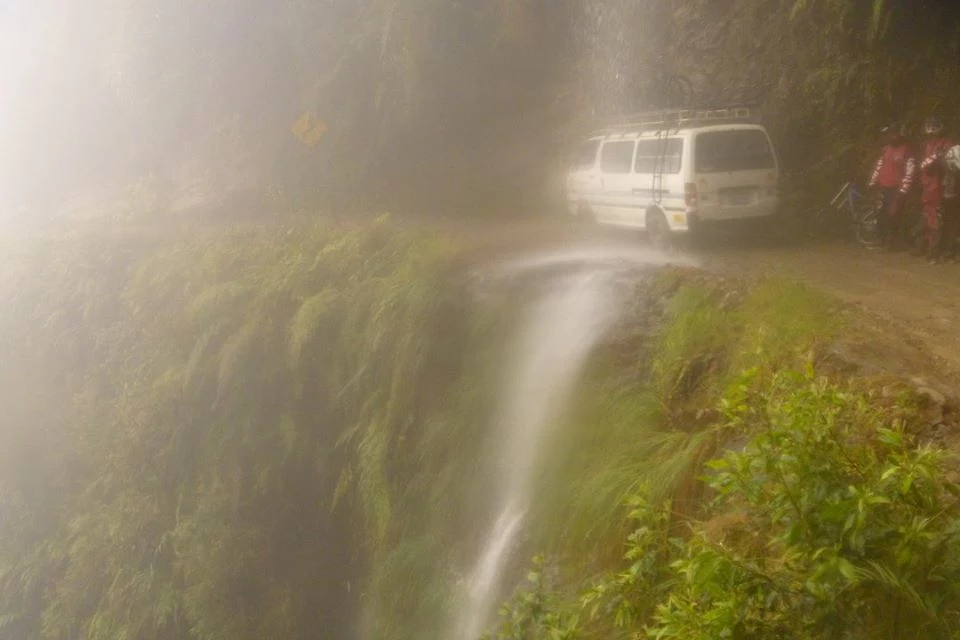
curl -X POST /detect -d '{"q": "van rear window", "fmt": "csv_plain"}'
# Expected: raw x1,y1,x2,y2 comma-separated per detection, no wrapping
695,130,775,173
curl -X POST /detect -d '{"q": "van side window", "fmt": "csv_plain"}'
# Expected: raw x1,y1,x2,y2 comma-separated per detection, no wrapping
600,141,635,174
635,139,683,174
573,140,600,170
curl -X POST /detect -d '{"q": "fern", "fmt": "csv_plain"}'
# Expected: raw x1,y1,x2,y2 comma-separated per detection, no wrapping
0,612,21,630
215,318,263,404
0,218,464,640
286,288,339,366
855,560,933,620
868,0,888,41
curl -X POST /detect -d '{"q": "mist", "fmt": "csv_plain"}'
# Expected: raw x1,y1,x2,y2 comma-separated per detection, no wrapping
4,2,960,639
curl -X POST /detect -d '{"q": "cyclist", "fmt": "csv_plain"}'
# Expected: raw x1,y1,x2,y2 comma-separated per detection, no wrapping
868,122,915,249
918,116,954,263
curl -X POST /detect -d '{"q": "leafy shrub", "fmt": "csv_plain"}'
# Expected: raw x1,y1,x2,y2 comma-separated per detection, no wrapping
656,368,960,639
527,277,839,563
491,368,960,639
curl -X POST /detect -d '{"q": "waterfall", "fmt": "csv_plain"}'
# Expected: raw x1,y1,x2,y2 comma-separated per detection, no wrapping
453,244,689,640
455,270,616,640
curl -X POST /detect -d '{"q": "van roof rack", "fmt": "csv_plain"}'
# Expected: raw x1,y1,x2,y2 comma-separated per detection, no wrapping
593,105,759,136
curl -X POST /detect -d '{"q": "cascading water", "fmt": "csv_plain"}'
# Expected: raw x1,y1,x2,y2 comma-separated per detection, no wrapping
446,3,680,636
453,246,691,640
455,270,617,640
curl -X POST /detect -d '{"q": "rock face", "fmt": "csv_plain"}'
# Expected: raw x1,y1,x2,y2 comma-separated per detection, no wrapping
825,339,958,404
822,334,960,460
660,0,960,212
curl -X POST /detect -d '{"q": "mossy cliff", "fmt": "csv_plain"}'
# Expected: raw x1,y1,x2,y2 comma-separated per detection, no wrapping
1,221,959,639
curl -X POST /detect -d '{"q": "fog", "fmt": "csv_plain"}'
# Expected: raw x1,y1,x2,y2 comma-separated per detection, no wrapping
5,2,960,639
1,0,342,219
0,1,678,222
4,1,960,224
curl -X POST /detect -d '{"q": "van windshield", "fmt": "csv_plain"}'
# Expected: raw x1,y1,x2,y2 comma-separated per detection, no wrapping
695,130,775,173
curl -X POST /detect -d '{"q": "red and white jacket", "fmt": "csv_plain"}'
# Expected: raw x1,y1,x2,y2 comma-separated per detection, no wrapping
869,144,916,194
920,137,954,204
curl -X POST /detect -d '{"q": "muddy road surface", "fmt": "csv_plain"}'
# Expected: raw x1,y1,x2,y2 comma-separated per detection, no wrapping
437,216,960,379
697,240,960,377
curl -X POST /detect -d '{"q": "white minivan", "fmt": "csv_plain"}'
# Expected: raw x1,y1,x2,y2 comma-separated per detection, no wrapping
565,107,779,242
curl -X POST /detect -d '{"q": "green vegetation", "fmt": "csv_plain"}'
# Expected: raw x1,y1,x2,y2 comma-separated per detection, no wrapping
1,220,958,640
489,275,960,639
364,286,523,640
0,219,488,639
530,276,841,557
491,370,960,639
9,0,960,638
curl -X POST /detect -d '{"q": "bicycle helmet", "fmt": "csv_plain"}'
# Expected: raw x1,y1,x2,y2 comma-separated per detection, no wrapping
946,145,960,173
924,116,944,136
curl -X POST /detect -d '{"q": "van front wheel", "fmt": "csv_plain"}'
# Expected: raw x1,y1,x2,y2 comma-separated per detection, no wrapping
646,210,671,248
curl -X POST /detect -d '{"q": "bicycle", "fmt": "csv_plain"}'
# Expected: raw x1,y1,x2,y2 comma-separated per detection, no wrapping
815,181,884,248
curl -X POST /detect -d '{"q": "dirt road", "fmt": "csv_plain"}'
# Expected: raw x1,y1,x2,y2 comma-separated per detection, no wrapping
695,240,960,377
441,216,960,380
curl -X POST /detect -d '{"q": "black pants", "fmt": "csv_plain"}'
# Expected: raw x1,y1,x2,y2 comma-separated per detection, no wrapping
878,188,904,247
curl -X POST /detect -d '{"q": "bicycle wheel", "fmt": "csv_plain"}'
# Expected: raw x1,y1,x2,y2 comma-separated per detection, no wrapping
855,207,883,248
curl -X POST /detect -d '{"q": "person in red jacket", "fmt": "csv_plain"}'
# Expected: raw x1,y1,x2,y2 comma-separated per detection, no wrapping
918,116,954,263
869,122,916,249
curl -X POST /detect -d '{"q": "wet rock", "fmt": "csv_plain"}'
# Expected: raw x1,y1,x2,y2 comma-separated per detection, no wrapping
917,386,948,406
825,340,958,406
